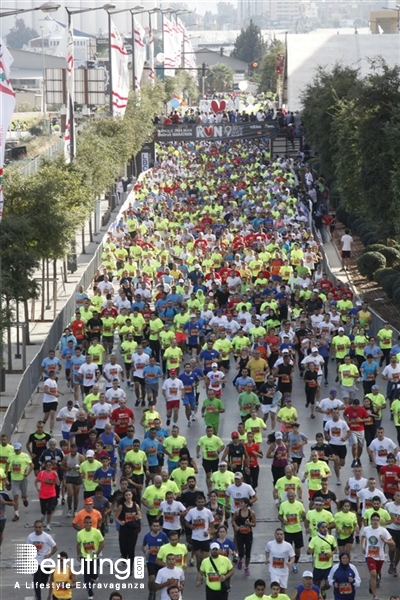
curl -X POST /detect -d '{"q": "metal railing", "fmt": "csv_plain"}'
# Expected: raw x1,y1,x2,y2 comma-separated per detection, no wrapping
0,243,104,436
18,138,65,178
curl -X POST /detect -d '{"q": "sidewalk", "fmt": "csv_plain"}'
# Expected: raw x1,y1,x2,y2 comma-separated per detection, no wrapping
0,199,118,421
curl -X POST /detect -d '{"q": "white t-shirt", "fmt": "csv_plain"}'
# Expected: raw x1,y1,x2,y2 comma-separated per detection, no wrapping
207,371,225,392
160,500,187,530
155,566,184,600
318,398,345,419
382,364,400,382
386,501,400,531
43,378,58,404
341,234,353,252
185,507,214,541
324,419,350,446
131,353,150,378
56,406,78,432
362,525,392,560
26,531,57,564
78,363,98,387
103,363,123,387
105,387,126,405
226,482,256,510
346,476,367,503
368,437,397,465
91,402,112,429
357,487,387,515
162,378,184,402
265,539,294,573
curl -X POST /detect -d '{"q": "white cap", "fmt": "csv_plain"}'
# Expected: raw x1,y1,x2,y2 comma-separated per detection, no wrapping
281,349,289,354
211,362,218,368
210,542,220,550
311,346,318,352
338,327,344,332
302,571,313,578
86,450,95,457
275,431,283,438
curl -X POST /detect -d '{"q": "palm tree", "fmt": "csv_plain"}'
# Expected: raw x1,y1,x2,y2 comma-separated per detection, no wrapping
205,63,234,94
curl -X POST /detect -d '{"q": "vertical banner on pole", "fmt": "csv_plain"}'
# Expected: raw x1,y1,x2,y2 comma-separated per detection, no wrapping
0,39,16,222
110,19,130,117
134,18,146,91
64,18,75,163
146,26,155,85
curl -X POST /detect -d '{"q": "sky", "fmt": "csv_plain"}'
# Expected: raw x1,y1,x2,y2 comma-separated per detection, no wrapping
173,0,238,15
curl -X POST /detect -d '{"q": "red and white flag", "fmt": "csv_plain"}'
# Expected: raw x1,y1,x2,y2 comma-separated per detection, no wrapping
0,39,16,222
64,18,75,163
146,26,155,85
110,19,129,117
133,17,146,91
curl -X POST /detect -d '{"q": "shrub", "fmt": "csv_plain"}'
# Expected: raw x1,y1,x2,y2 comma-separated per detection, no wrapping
374,267,397,286
392,285,400,307
336,204,349,225
365,244,388,254
381,274,400,298
387,238,400,248
379,247,400,267
29,125,43,136
361,232,378,246
358,252,386,280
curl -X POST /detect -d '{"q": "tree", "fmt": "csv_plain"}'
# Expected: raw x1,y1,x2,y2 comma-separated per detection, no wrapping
6,17,39,49
165,71,199,103
257,39,285,94
231,20,265,64
205,63,234,94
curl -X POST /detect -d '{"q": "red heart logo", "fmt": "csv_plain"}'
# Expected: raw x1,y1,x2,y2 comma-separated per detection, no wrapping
211,100,221,114
219,99,226,111
204,125,214,137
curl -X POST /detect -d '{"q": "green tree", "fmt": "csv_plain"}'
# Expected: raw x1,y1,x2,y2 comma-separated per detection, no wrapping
257,39,285,94
165,71,199,103
231,20,265,64
6,17,39,49
205,63,234,93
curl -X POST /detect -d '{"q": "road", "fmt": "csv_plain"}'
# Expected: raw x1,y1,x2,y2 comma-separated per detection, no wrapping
2,350,398,600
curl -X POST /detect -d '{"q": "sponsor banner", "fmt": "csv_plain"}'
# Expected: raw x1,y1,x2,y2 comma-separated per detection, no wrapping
154,122,277,142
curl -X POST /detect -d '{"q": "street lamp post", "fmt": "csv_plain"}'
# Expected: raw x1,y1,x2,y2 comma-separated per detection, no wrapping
0,1,60,392
175,10,194,68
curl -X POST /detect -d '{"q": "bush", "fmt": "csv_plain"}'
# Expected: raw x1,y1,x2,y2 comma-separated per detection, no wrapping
361,232,378,246
365,244,388,254
381,274,400,298
29,125,43,136
379,247,400,267
336,204,349,226
358,252,386,280
374,267,397,286
392,285,400,306
387,238,400,248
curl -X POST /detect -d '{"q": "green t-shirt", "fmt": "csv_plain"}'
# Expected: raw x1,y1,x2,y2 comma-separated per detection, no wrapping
244,417,266,443
156,542,188,568
391,398,400,426
197,435,223,461
339,363,358,387
363,507,391,527
306,508,334,538
331,335,351,359
141,484,168,516
366,393,386,419
202,399,225,429
170,466,195,491
125,449,147,475
163,435,187,463
200,555,233,590
275,476,302,501
238,392,260,417
210,470,235,505
279,500,305,533
80,459,102,491
77,527,104,558
308,534,336,569
334,510,358,540
304,460,331,491
8,452,32,481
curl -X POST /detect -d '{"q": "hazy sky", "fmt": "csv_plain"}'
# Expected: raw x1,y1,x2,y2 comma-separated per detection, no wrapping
176,0,238,15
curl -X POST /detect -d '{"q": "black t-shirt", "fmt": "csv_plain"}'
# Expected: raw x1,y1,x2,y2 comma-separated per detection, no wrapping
310,442,333,462
28,432,52,458
227,443,246,471
305,370,318,389
179,488,201,509
70,419,92,445
216,289,230,307
317,490,337,512
258,382,278,405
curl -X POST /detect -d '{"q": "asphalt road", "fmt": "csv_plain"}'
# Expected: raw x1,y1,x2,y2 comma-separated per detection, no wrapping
2,350,399,600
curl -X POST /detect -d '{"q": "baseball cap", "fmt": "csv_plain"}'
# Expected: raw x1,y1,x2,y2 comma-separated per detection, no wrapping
170,369,177,374
210,542,220,550
86,450,95,457
190,314,196,318
313,497,323,505
195,263,200,268
371,385,379,390
282,349,289,354
275,431,283,438
234,472,243,479
311,346,318,352
302,571,313,578
219,461,227,466
84,498,94,505
231,431,239,438
13,442,22,450
211,362,218,368
329,389,337,395
284,397,292,403
338,327,344,332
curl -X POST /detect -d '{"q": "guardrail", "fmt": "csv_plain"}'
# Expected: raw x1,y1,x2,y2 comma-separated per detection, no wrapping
18,138,65,178
0,242,104,436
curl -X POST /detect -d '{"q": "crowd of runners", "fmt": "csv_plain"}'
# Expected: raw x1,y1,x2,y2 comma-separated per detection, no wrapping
1,137,400,600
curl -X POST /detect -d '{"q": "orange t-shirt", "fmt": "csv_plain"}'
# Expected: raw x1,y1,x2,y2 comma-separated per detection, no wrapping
72,508,102,530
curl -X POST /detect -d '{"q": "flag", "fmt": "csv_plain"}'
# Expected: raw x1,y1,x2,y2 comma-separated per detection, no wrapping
146,26,155,85
0,39,16,222
64,17,75,163
133,17,146,91
110,19,129,117
163,17,177,77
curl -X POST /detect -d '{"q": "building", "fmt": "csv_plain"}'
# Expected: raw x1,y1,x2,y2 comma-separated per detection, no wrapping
194,47,249,74
238,0,267,25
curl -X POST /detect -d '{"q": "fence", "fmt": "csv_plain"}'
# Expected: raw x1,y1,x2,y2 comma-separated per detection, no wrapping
0,242,104,436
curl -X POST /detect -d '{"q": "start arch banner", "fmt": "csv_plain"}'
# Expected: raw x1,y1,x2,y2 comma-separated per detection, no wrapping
154,122,277,142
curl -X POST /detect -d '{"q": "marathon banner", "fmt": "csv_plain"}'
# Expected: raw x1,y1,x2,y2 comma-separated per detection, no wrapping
154,122,277,142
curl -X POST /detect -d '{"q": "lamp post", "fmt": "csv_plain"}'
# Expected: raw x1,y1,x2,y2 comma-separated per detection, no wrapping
0,1,60,393
64,3,115,159
175,10,194,68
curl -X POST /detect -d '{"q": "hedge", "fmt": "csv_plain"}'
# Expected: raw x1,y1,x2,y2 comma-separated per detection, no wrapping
358,252,386,280
378,247,400,267
381,274,400,298
374,267,397,286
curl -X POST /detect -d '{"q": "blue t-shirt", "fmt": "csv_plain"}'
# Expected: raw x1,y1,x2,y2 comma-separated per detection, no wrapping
143,531,169,563
199,349,220,371
361,360,378,381
70,355,86,381
235,376,255,392
143,364,163,385
363,345,382,359
93,467,115,498
145,428,168,444
211,538,235,556
118,436,135,459
140,438,161,467
178,372,199,397
61,347,76,369
41,356,61,375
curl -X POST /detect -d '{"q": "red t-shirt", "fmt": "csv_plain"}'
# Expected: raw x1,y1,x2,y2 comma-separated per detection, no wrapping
343,406,369,431
379,464,400,494
37,470,57,499
111,407,134,435
245,443,260,468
